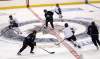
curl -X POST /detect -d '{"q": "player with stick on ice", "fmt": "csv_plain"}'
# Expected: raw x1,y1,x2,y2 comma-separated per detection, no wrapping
17,30,37,55
0,15,22,36
56,23,81,48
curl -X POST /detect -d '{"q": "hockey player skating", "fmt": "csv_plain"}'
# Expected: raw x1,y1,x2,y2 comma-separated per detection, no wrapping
17,30,37,55
63,23,81,48
44,9,54,30
87,21,100,50
55,4,63,22
0,15,22,36
8,15,22,34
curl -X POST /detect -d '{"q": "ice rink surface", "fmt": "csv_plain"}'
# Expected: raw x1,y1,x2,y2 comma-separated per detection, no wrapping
0,2,100,59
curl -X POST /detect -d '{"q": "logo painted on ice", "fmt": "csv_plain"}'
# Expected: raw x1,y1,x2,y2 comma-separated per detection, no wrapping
78,40,93,47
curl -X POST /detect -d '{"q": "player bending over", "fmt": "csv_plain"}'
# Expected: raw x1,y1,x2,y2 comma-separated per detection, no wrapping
17,30,37,55
63,23,81,48
8,15,22,34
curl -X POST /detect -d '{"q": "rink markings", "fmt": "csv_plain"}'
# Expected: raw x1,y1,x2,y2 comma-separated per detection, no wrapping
27,8,81,59
27,8,43,21
0,1,100,10
48,29,80,59
0,12,9,16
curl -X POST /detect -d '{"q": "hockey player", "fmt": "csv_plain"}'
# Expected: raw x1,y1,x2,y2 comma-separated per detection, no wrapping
44,9,54,29
55,4,63,21
87,21,100,50
63,23,81,48
17,30,37,55
8,15,22,34
9,15,18,28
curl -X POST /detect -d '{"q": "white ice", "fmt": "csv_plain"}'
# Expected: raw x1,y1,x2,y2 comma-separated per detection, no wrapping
0,3,100,59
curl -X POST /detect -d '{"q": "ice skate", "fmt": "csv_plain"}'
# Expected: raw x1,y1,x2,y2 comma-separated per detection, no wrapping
17,52,21,55
30,51,34,54
96,46,99,50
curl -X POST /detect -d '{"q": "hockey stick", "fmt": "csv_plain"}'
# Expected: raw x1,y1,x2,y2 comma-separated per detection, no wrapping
39,23,46,31
55,39,65,46
0,26,21,36
38,47,55,54
0,27,10,36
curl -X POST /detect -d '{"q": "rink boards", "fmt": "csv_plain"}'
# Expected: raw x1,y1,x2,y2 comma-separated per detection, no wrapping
0,0,100,10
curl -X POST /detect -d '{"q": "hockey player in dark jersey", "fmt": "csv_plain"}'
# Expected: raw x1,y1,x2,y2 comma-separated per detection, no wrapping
44,9,54,29
87,21,100,50
17,30,37,55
